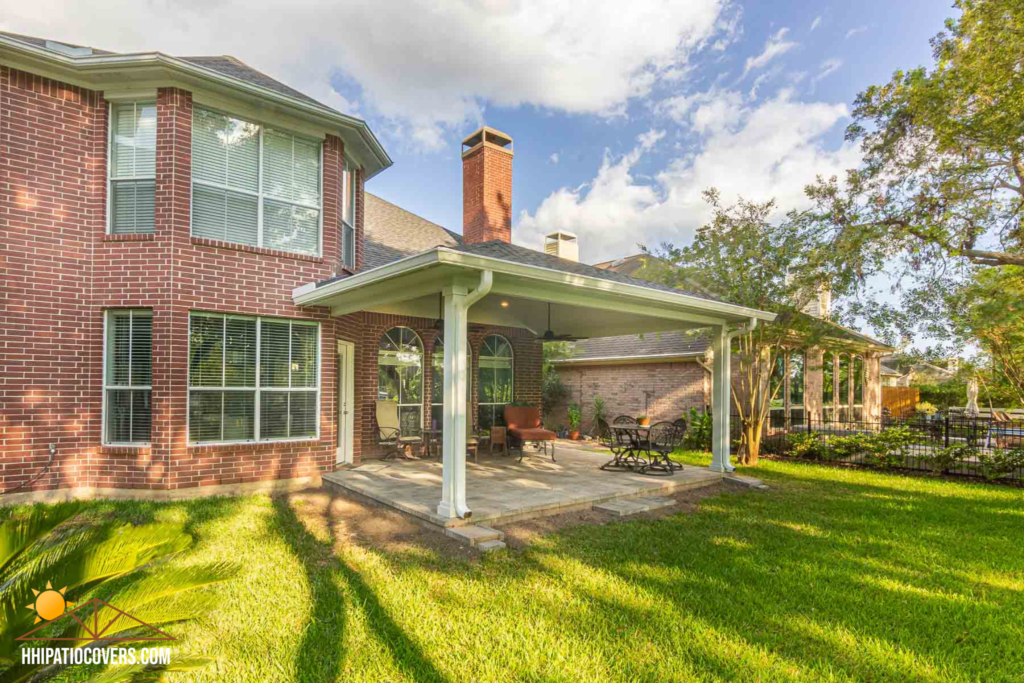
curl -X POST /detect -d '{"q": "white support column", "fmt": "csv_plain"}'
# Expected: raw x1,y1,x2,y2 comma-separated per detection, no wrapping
437,284,470,519
710,324,735,473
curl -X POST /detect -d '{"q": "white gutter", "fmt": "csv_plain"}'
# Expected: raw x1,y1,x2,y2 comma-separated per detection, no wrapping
0,35,392,178
728,317,758,340
550,352,705,364
293,247,777,323
465,269,493,308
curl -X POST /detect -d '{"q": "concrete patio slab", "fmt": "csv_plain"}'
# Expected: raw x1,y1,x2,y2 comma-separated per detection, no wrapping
321,446,722,527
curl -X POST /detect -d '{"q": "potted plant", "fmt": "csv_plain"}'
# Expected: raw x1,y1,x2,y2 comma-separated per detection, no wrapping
567,403,582,440
637,414,650,426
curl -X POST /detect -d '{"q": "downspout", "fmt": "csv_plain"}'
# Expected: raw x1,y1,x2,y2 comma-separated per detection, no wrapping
453,270,492,519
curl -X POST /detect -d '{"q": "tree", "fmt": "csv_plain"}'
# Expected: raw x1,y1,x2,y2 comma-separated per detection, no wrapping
645,190,854,465
805,0,1024,272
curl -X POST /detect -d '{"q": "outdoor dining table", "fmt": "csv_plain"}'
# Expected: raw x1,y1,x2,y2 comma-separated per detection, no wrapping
600,424,652,471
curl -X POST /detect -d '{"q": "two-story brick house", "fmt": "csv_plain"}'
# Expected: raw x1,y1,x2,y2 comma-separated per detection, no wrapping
1,32,778,518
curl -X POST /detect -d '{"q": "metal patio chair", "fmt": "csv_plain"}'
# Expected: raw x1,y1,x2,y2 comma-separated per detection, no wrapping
375,400,422,460
640,421,683,476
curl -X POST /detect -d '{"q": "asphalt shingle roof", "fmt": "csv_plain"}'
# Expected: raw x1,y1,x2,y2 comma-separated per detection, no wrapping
1,32,335,114
563,331,710,361
363,193,462,270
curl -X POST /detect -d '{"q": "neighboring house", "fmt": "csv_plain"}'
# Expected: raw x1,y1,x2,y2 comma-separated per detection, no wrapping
1,33,775,511
881,360,903,387
552,257,894,433
881,358,959,387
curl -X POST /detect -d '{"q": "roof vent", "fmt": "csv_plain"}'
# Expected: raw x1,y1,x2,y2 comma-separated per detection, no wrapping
45,40,92,57
544,231,579,262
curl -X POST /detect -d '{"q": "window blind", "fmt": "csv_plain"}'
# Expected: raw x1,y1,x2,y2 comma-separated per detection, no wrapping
104,310,152,444
110,103,156,235
191,108,321,256
188,313,318,443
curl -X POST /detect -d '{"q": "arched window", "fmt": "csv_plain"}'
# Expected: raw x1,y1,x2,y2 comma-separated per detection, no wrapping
822,351,835,422
430,337,470,430
789,352,805,426
853,356,865,421
378,327,423,436
838,354,851,421
478,335,513,431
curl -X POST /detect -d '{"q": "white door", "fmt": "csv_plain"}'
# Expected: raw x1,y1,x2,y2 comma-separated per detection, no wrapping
337,340,355,465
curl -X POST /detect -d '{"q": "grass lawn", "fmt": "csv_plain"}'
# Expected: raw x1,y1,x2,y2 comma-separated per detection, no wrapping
37,453,1024,682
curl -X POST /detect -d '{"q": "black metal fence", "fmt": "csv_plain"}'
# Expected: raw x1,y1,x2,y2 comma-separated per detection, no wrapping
728,412,1024,484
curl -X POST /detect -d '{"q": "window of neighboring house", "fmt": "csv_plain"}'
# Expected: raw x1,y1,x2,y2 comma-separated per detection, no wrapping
191,108,322,256
822,352,835,422
478,335,513,431
789,352,805,426
853,356,865,421
109,102,156,234
378,327,423,437
341,158,356,269
838,354,851,422
430,337,470,431
188,313,319,443
769,353,786,428
104,310,152,444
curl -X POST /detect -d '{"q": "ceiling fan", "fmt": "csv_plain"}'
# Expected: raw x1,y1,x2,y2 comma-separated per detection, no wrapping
537,303,580,342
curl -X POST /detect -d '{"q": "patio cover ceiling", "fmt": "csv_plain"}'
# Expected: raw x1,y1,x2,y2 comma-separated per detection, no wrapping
293,246,776,336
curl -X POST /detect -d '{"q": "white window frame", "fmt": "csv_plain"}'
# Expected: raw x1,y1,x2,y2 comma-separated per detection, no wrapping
189,107,324,257
102,309,153,446
478,334,514,428
377,326,425,435
107,101,157,235
341,157,356,269
187,312,321,445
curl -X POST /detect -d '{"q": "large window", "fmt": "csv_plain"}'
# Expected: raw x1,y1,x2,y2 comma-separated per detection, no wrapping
852,356,865,421
378,327,423,437
191,108,322,256
769,354,786,428
768,352,805,428
104,310,152,444
789,352,805,426
188,313,319,443
430,337,470,430
838,354,851,421
341,159,356,270
478,335,513,431
109,102,156,234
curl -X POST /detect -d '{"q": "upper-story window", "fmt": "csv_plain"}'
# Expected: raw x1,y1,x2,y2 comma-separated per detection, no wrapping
191,108,322,257
341,158,356,269
109,102,157,234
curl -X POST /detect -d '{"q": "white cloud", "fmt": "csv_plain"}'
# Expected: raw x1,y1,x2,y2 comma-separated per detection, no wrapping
517,89,861,262
845,25,868,39
549,153,560,164
2,0,736,151
813,58,843,84
741,27,798,78
749,66,782,100
810,16,822,31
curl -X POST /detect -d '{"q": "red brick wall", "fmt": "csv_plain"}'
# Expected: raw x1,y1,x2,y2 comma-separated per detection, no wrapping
462,145,512,244
552,362,709,434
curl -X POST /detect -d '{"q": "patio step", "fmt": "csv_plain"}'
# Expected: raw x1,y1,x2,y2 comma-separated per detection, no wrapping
445,524,504,546
477,540,507,552
593,496,675,517
725,474,769,490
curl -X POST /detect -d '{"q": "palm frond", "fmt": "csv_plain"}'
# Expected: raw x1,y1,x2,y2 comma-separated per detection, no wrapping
86,656,216,683
0,504,81,574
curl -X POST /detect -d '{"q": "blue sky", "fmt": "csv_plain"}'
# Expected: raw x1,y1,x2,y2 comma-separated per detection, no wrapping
6,0,956,328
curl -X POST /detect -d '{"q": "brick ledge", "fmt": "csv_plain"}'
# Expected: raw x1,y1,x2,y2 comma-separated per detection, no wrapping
103,233,155,242
190,237,325,263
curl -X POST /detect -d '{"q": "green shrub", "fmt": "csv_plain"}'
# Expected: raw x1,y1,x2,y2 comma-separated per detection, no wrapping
567,403,582,431
787,432,829,460
976,448,1024,481
864,425,919,469
591,396,606,435
828,433,875,461
682,408,713,452
927,444,974,474
915,401,939,416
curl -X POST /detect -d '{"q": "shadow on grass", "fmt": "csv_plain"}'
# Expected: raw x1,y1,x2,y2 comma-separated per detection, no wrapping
271,493,450,683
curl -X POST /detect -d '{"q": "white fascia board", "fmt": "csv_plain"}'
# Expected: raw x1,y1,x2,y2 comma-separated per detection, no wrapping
0,35,392,178
550,352,706,365
294,246,776,323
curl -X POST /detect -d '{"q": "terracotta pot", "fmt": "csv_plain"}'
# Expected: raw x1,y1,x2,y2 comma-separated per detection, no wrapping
637,418,650,426
568,430,580,440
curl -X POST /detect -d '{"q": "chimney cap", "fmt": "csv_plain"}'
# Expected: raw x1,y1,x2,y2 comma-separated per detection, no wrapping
545,230,577,241
462,126,513,157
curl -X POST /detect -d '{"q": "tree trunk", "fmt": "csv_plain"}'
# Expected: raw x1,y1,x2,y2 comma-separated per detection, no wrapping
738,419,763,466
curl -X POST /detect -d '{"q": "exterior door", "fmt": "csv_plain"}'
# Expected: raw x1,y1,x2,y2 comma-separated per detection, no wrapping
337,340,355,464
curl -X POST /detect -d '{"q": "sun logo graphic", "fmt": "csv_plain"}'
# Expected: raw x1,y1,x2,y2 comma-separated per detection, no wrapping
26,581,73,624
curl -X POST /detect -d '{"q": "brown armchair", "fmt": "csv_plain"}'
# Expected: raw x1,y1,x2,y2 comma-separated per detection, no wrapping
503,406,557,462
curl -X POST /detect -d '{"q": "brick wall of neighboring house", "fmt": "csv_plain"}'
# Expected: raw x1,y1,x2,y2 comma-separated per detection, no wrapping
356,313,542,459
552,362,709,435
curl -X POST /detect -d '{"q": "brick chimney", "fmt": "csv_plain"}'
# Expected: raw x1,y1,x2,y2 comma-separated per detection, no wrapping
462,126,513,244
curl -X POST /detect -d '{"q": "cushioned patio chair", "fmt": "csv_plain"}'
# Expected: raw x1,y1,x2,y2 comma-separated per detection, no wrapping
612,415,638,425
503,406,557,462
376,400,422,460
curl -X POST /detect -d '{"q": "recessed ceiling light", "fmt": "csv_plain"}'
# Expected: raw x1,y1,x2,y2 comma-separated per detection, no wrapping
500,300,510,308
